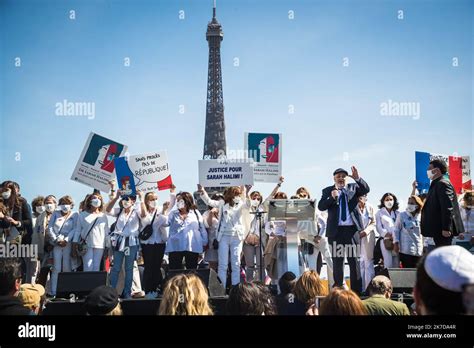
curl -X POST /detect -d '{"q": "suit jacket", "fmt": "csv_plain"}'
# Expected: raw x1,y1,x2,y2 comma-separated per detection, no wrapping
318,178,370,238
421,176,464,238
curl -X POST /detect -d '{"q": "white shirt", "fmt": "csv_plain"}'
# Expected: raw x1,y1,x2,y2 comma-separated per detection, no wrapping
48,211,79,243
139,209,169,245
74,211,110,249
203,210,219,242
460,207,474,234
375,207,399,238
200,192,248,241
107,205,141,251
166,209,208,253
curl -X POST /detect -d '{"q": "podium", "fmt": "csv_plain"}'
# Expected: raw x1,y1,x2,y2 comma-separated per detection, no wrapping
267,199,315,277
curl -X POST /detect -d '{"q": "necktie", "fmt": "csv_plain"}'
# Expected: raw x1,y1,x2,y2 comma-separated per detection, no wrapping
340,190,347,221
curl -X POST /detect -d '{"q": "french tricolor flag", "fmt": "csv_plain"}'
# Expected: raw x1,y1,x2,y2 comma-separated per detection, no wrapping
416,151,471,194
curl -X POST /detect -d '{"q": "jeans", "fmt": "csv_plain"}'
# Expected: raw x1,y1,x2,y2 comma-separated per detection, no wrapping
51,243,72,295
141,243,166,293
218,235,243,288
110,245,139,298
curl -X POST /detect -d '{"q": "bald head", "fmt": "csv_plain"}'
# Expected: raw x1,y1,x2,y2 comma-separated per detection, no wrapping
367,276,393,298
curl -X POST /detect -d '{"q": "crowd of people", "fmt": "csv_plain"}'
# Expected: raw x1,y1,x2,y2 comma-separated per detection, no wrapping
0,158,473,315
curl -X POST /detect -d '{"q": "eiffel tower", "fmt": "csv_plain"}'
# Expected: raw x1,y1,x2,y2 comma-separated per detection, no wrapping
195,0,227,210
203,0,226,160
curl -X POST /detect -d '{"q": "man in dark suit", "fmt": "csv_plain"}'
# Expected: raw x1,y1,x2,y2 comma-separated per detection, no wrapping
421,159,464,247
318,166,369,294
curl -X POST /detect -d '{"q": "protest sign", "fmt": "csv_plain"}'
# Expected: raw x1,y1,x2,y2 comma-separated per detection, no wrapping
115,151,173,195
71,132,127,192
199,159,254,187
245,132,282,183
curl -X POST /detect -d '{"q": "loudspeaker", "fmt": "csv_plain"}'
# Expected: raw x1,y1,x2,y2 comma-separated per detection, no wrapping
42,300,87,315
387,268,417,293
164,268,226,297
56,271,108,299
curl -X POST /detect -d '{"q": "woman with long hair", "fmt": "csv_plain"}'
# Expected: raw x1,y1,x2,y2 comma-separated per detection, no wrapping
166,191,207,270
158,273,213,315
197,184,247,289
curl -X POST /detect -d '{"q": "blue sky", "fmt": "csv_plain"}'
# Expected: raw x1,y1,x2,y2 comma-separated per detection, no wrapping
1,0,472,209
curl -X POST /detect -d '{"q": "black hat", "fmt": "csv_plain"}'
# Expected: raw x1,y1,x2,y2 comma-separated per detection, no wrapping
333,168,348,176
85,286,119,315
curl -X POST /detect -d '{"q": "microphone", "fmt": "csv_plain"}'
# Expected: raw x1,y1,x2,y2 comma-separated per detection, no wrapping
335,186,340,205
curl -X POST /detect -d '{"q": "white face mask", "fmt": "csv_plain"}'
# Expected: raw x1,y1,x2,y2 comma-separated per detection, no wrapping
406,204,418,213
2,190,11,200
177,200,186,210
59,204,71,213
148,200,157,209
45,203,56,213
384,200,394,209
427,169,436,180
122,200,132,209
35,205,46,214
251,199,260,207
233,197,241,205
90,198,101,208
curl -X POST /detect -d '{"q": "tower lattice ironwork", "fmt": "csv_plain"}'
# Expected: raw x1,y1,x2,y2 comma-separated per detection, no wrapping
203,1,226,160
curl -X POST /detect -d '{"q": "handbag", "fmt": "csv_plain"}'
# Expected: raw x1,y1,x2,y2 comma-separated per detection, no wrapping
109,208,122,233
383,238,394,251
212,210,223,250
77,217,99,257
139,210,157,241
244,233,260,246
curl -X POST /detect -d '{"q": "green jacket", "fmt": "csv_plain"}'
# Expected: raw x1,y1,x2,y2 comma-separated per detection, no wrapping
363,294,410,315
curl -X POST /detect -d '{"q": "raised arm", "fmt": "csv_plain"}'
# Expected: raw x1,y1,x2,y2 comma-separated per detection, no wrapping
197,184,221,208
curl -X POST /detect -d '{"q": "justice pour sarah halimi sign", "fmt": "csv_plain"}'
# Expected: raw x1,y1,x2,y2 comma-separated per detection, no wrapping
71,132,127,192
245,132,282,183
199,159,254,187
114,151,173,196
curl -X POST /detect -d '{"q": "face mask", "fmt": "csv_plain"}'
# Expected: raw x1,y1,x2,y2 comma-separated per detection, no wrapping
45,203,56,213
91,198,101,208
427,169,436,180
122,200,132,209
251,199,260,207
59,205,71,213
406,204,418,213
384,200,394,209
233,197,241,205
2,190,11,200
35,206,45,214
148,200,157,208
177,200,185,210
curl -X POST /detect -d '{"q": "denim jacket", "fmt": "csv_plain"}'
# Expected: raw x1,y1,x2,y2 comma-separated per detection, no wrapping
394,211,423,256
